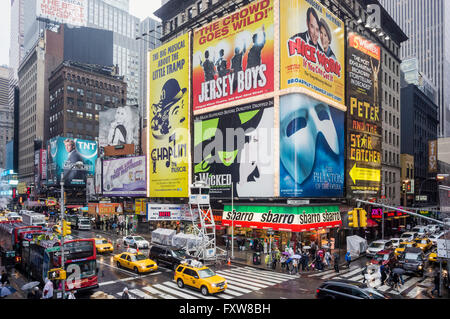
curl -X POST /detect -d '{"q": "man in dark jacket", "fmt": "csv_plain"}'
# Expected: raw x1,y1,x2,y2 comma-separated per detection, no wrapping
289,7,323,53
431,271,441,296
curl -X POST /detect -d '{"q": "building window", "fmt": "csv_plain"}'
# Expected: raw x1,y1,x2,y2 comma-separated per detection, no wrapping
86,102,93,109
67,97,74,105
95,104,102,111
67,86,75,92
188,7,193,19
76,111,84,118
95,114,99,121
86,90,93,99
77,88,84,96
77,100,84,107
86,113,93,120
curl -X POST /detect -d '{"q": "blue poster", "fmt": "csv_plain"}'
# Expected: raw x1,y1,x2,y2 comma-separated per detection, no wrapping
47,137,98,186
280,93,344,197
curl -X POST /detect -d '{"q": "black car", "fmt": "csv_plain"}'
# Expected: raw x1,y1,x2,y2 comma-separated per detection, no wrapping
398,247,426,277
316,279,400,299
149,244,193,270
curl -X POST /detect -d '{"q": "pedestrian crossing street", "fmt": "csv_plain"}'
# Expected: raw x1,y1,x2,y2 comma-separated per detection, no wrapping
306,265,434,298
99,266,299,299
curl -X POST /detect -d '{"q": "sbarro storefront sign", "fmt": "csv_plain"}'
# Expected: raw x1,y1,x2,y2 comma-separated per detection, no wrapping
222,205,342,232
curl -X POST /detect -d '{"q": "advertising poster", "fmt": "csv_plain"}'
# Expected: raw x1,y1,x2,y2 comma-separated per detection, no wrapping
94,157,102,194
194,99,274,198
146,204,191,221
102,156,146,196
192,0,274,112
148,33,190,198
280,93,344,197
428,140,437,173
222,205,342,232
46,137,98,186
41,149,47,181
99,105,140,148
36,0,87,27
346,32,382,198
280,0,345,106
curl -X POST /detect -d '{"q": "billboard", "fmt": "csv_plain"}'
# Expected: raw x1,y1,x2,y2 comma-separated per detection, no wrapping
346,32,382,198
194,99,274,198
280,93,345,197
428,140,437,173
280,0,345,106
102,156,146,196
147,204,191,221
99,105,140,148
192,0,274,113
46,137,98,186
148,33,190,198
36,0,87,27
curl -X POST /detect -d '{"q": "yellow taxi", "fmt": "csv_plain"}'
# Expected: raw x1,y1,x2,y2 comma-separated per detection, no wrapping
395,241,417,257
113,249,158,274
174,260,227,296
94,237,114,254
414,237,433,252
0,216,8,222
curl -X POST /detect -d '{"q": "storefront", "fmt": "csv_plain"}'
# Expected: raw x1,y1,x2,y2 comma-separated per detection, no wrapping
221,205,342,252
369,208,410,238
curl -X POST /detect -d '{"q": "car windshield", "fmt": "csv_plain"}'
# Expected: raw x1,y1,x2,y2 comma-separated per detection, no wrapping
363,288,386,299
404,253,420,260
133,237,145,241
95,239,108,245
80,220,90,224
375,254,389,261
197,268,216,278
173,249,188,258
370,243,384,248
131,254,147,261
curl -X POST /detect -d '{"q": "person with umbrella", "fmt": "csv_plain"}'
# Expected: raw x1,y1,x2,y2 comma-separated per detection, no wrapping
0,283,16,298
392,267,405,286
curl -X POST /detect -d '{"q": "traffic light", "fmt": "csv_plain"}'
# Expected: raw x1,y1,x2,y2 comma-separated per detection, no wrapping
62,220,71,236
26,187,31,199
12,188,17,200
348,209,359,228
357,208,368,228
48,268,66,280
402,181,406,192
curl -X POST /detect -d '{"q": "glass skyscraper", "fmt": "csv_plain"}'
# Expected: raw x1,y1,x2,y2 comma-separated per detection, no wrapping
380,0,450,138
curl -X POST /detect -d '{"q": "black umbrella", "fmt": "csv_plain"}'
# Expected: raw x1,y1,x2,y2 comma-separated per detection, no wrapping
392,268,405,275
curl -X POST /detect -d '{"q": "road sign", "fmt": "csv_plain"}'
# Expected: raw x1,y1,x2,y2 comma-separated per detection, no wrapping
287,199,310,205
437,239,450,258
415,195,428,202
349,164,381,184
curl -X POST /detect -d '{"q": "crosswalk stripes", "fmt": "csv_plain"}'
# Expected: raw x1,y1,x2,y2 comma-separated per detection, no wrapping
406,286,425,298
99,265,301,299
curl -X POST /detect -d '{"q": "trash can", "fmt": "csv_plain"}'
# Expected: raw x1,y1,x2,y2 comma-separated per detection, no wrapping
253,252,261,265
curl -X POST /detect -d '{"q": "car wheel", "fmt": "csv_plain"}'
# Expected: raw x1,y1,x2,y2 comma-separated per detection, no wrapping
201,286,209,296
116,261,121,268
134,267,139,274
177,278,184,288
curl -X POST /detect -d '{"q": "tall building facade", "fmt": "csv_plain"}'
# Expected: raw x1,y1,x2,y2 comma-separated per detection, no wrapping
0,66,13,169
86,0,141,106
380,0,450,138
48,61,127,141
138,17,161,123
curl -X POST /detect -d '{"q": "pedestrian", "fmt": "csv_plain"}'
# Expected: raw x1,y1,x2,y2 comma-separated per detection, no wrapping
0,270,10,286
392,272,400,291
291,258,298,275
68,291,76,299
362,262,369,283
122,287,130,299
333,254,339,273
324,250,332,268
280,255,287,271
345,251,352,268
26,289,34,299
42,278,54,299
380,264,387,285
302,251,309,271
32,286,42,299
310,241,316,258
431,271,441,297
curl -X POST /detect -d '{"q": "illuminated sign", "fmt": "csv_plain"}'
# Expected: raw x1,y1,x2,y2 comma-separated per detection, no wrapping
371,208,383,219
346,32,382,198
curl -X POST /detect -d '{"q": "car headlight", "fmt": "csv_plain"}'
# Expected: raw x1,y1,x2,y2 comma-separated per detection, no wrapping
211,283,217,287
418,266,423,270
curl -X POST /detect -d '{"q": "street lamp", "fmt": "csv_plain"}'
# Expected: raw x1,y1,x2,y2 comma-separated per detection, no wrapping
59,161,84,299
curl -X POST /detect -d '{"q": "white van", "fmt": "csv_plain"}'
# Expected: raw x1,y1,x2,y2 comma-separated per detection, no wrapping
411,226,428,237
21,211,46,227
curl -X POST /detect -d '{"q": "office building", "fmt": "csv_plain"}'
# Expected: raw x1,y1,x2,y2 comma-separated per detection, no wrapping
48,61,127,140
380,0,450,138
0,66,13,169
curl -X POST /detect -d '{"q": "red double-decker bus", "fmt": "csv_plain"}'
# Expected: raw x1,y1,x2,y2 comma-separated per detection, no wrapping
21,237,99,293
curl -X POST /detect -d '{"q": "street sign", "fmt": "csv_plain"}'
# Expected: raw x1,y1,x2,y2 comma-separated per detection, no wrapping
349,164,381,184
287,199,310,205
415,195,428,202
54,251,70,257
436,239,450,258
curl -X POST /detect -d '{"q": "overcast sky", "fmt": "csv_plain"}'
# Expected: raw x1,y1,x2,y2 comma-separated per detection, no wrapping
0,0,162,67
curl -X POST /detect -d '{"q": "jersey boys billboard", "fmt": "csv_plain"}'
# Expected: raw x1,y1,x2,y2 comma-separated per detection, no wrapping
194,99,274,198
148,33,190,198
346,32,382,198
192,0,274,112
280,0,345,107
280,93,345,197
46,137,98,187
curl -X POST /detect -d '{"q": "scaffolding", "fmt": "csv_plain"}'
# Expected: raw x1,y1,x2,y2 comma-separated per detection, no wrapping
188,180,226,264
